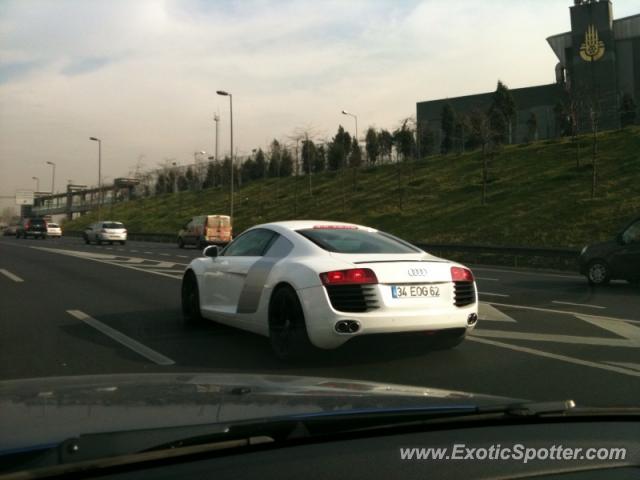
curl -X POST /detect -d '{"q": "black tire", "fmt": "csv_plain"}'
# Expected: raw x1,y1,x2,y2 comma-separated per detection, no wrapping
426,329,467,350
97,238,102,245
269,286,314,361
181,271,203,325
120,240,126,245
178,237,185,249
587,259,610,286
83,235,89,245
197,237,206,249
109,241,113,245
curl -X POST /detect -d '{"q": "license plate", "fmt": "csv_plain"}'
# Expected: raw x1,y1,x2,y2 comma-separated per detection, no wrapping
391,285,440,299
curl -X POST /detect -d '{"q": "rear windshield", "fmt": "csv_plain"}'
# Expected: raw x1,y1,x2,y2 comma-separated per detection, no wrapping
48,223,59,228
103,222,124,229
30,219,46,225
207,216,231,228
297,228,420,254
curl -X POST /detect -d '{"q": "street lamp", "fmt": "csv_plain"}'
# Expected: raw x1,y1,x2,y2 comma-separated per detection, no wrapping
172,161,178,193
46,161,56,194
194,151,206,163
89,136,102,220
216,90,234,220
32,176,40,193
341,109,358,145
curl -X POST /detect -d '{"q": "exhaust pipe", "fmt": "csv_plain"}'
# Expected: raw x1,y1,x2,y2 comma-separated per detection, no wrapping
335,320,360,334
467,313,478,326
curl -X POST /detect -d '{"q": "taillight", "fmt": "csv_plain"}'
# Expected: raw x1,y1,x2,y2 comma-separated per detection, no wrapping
451,266,474,282
101,229,107,233
320,268,378,286
123,229,127,233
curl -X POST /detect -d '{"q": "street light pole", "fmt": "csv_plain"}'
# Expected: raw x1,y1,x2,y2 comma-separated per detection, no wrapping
46,161,56,194
342,110,358,146
89,137,102,220
214,113,220,161
32,176,40,193
216,91,234,220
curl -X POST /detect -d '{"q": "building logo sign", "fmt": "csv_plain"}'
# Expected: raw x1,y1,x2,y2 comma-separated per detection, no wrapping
580,25,605,62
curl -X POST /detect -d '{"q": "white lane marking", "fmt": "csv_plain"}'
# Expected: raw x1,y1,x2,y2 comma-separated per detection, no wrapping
487,302,640,325
177,255,188,258
30,247,184,281
66,310,175,365
476,277,499,282
479,292,510,298
131,250,139,252
468,336,640,378
470,329,637,348
160,253,170,257
471,266,582,280
144,251,152,254
478,303,516,323
574,314,640,345
105,247,113,250
552,300,606,310
605,361,640,372
0,269,24,283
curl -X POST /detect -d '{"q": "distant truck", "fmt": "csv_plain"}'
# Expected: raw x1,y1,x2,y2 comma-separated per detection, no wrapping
177,215,232,249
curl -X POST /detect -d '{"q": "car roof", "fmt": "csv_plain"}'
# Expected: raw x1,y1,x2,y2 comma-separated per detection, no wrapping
255,220,376,232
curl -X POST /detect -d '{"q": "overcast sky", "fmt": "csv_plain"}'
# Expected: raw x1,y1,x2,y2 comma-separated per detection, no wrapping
1,0,638,213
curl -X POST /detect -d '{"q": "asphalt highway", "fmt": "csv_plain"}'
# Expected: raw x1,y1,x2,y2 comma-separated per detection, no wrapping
1,235,639,407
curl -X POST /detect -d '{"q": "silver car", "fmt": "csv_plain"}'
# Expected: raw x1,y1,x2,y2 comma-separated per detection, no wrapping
46,222,62,238
83,221,127,245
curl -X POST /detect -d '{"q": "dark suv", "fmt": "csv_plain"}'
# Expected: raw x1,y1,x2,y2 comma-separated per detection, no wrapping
16,218,48,240
579,217,640,285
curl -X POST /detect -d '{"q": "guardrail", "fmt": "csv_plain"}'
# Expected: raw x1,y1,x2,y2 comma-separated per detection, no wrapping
413,243,580,271
63,231,581,272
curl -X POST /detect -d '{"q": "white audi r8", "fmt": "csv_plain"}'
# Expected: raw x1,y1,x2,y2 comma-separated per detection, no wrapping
181,221,478,360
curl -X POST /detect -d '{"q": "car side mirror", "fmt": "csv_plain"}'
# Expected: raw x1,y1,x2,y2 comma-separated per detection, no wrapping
203,245,219,258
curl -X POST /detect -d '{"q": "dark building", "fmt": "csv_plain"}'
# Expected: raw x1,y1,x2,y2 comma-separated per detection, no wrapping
416,0,640,151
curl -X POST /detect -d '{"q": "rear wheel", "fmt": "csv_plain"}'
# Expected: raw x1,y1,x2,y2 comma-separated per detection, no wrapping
181,272,203,325
587,260,610,286
269,286,314,361
97,237,103,245
83,235,89,244
178,237,185,249
120,240,126,245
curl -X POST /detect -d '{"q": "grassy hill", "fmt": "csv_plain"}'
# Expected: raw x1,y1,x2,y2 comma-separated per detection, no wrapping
64,127,640,248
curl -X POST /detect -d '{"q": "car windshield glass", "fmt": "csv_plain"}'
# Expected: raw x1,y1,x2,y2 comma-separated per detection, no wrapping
622,220,640,244
297,229,420,254
103,223,124,229
48,223,59,228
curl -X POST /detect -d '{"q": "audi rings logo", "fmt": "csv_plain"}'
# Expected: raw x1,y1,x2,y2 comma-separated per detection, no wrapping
407,268,428,277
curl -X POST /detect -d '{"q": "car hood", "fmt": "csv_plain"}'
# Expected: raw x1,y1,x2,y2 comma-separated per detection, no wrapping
0,373,520,452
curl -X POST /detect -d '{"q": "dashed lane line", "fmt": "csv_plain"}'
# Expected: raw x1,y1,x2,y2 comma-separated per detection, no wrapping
67,310,175,365
0,269,24,283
